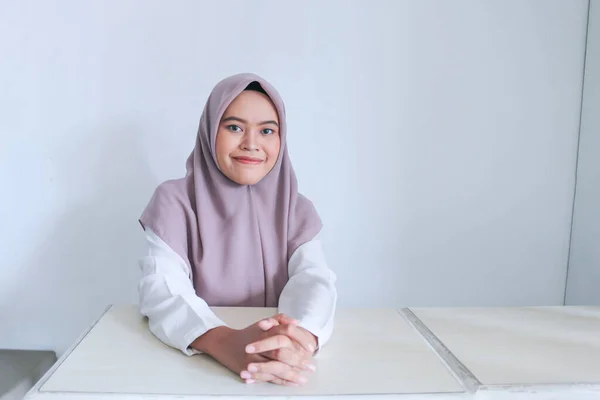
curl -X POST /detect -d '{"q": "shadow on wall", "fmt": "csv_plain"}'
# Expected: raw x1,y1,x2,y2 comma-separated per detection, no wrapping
0,124,157,356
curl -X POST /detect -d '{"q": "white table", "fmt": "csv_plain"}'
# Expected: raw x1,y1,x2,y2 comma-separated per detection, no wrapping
24,305,600,399
25,305,466,399
410,306,600,399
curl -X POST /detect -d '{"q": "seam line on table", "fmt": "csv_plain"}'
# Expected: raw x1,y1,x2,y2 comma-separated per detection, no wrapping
398,308,481,394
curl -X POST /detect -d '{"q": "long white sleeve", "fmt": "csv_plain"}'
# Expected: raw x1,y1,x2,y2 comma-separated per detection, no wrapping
137,229,226,356
278,238,337,348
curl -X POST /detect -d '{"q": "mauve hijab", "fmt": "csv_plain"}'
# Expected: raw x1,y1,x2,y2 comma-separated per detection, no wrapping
140,73,322,307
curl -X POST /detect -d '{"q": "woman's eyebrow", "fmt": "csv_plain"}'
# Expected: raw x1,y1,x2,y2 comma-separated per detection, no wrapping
222,116,279,127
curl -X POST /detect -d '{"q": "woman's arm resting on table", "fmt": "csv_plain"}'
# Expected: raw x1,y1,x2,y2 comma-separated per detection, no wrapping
139,230,314,386
277,238,338,349
138,228,226,355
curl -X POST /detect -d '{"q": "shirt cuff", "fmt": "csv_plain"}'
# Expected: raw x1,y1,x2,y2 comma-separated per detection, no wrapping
180,317,227,356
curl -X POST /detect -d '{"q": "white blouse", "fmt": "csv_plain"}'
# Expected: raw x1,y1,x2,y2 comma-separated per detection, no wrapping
137,229,337,356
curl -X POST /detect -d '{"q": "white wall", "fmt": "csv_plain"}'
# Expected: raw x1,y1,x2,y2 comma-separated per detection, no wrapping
0,0,589,355
566,0,600,305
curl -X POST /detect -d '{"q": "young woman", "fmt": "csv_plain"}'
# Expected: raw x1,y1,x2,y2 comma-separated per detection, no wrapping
138,73,337,386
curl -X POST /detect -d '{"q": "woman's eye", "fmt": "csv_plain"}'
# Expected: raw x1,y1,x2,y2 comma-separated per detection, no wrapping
227,125,242,133
261,128,274,135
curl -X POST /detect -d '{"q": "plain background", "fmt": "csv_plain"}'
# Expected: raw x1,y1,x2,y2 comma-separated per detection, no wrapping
0,0,594,356
565,0,600,305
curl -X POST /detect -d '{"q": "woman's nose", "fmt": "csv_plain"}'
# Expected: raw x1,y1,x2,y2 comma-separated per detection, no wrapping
240,131,259,151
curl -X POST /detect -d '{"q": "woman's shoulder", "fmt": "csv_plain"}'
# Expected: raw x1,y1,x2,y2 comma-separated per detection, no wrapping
140,178,195,231
295,193,319,215
147,178,190,206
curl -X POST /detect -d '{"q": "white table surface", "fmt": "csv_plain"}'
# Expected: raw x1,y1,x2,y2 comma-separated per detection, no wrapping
25,305,466,399
410,306,600,399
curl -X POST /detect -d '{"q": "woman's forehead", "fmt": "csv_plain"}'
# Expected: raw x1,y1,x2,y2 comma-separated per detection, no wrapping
221,90,279,122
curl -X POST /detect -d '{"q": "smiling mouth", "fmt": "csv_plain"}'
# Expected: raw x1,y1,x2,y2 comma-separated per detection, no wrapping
232,156,264,165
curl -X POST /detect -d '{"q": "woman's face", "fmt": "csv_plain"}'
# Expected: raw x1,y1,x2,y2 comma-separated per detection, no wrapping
215,90,281,185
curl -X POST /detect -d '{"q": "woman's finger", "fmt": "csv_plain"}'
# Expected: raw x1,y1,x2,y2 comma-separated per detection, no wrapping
263,348,315,371
270,324,316,354
241,370,274,383
271,313,299,326
246,334,293,354
271,378,299,387
246,361,307,385
242,370,299,387
258,317,280,331
241,354,272,383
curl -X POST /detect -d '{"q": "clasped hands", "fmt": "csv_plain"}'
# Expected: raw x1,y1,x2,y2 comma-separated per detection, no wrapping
194,314,317,386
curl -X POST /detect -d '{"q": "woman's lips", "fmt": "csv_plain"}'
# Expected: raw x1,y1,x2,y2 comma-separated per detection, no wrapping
233,156,264,165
